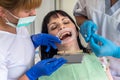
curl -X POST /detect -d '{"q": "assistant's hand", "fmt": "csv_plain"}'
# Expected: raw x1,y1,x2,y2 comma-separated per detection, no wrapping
31,33,61,52
80,20,98,42
90,34,120,58
26,58,67,80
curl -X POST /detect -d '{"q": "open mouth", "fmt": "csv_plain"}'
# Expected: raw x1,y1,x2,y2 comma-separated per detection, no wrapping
59,31,72,40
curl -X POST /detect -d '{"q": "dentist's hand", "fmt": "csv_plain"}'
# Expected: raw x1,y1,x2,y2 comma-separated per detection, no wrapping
90,34,120,58
31,33,61,52
26,58,67,80
80,20,98,42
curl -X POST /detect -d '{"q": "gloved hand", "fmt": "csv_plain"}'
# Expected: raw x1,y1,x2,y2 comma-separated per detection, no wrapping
26,58,67,80
90,34,120,58
31,33,61,52
80,20,98,42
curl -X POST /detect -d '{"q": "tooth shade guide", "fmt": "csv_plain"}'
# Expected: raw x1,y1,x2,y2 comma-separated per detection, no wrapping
57,50,83,54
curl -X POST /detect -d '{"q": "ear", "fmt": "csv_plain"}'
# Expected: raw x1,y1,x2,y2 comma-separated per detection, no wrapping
0,6,6,17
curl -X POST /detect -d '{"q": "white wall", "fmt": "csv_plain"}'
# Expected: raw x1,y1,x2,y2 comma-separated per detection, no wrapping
34,0,55,34
58,0,77,19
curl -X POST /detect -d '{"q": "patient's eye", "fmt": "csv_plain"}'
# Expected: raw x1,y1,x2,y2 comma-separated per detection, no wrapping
63,19,70,24
49,24,58,30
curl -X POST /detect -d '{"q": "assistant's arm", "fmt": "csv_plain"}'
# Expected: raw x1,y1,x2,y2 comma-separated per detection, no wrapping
90,34,120,58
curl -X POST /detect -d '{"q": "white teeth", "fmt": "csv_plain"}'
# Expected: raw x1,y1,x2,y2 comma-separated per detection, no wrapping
56,28,72,40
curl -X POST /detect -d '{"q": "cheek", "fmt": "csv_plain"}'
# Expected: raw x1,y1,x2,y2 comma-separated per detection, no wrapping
68,24,75,28
76,31,79,37
48,30,58,36
75,28,79,36
72,26,79,36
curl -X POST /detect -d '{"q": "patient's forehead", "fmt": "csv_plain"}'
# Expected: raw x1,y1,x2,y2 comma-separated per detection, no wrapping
48,16,72,28
49,13,69,21
51,13,65,18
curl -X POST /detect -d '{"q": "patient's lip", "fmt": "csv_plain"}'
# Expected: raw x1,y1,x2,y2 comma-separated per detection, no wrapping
56,28,72,38
59,31,71,40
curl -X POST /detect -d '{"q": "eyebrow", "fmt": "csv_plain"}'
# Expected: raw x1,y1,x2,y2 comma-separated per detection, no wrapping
62,17,69,20
48,17,69,26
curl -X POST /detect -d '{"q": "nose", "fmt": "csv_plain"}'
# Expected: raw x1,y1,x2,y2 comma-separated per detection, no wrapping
30,9,36,16
59,25,65,30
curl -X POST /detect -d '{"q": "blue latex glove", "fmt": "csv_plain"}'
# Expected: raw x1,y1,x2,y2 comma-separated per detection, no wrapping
80,20,98,42
90,34,120,58
31,33,61,52
26,58,67,80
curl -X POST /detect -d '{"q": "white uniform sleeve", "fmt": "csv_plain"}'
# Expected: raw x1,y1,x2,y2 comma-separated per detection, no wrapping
73,0,87,16
0,49,8,80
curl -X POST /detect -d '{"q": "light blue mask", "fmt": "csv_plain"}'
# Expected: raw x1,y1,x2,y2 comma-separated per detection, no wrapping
5,11,36,27
17,16,36,27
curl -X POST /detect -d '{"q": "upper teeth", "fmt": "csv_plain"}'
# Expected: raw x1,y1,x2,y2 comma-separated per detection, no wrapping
59,31,70,40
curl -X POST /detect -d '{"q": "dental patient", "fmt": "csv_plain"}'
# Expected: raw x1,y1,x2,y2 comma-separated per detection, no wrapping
38,10,112,80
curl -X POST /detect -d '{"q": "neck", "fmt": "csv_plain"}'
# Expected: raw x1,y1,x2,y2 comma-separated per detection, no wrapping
0,19,16,34
0,19,7,29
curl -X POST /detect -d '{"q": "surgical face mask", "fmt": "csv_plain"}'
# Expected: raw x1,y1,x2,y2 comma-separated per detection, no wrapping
5,11,36,27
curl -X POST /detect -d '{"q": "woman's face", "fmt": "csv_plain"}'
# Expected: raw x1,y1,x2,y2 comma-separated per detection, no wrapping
47,14,78,44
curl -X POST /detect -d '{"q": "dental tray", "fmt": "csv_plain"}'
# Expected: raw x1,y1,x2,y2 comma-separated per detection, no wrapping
53,53,84,64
